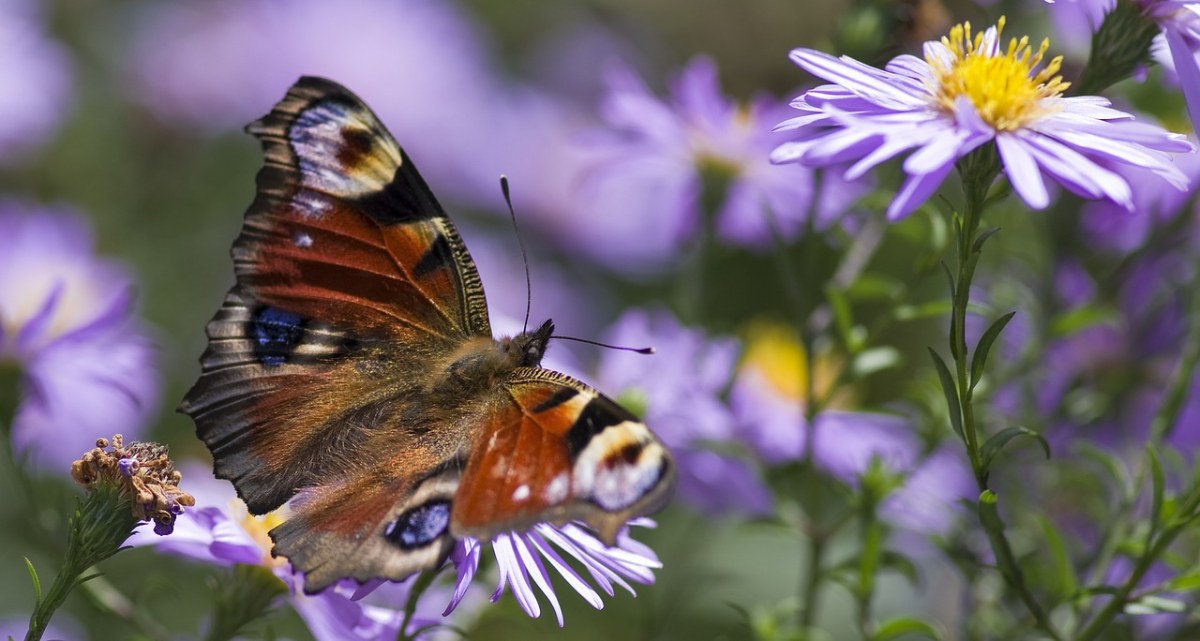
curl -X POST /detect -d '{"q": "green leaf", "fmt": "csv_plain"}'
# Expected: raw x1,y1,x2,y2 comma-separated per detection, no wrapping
850,347,902,379
1050,305,1117,338
939,260,956,301
980,426,1051,473
971,227,1001,253
927,348,963,440
872,617,942,641
1148,444,1165,531
893,301,954,321
879,550,921,587
969,311,1016,391
1125,595,1187,615
25,558,42,605
1037,515,1078,601
1167,571,1200,593
847,274,903,301
826,284,856,351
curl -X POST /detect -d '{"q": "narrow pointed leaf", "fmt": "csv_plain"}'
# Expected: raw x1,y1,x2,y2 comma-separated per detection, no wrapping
972,227,1001,253
24,558,41,605
970,311,1015,391
928,348,963,440
1148,444,1165,530
981,426,1050,472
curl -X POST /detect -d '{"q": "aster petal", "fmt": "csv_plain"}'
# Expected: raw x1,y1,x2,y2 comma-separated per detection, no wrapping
883,54,934,85
788,48,927,109
1042,124,1190,186
511,534,564,626
1022,133,1133,206
888,162,956,220
535,524,627,596
12,278,64,354
527,531,605,610
1165,25,1200,132
492,535,540,618
996,133,1050,209
444,538,482,616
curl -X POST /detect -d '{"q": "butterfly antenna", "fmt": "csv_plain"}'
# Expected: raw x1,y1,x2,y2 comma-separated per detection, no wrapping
501,175,533,334
550,335,656,355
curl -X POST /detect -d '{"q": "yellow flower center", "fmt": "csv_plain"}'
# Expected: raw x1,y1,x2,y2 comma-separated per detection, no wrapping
741,322,858,409
240,506,289,568
742,323,807,401
927,17,1070,131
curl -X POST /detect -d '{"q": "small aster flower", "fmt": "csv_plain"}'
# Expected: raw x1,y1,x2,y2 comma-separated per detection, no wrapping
127,463,461,640
573,57,860,269
0,206,159,471
1139,1,1200,127
443,519,660,627
71,435,195,536
772,17,1193,220
594,308,772,515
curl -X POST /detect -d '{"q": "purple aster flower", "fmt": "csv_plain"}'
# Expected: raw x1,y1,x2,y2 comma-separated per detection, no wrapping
772,17,1193,220
0,205,158,472
443,519,660,627
1139,1,1200,128
1080,148,1200,252
128,463,466,640
0,3,73,164
730,323,918,476
571,56,857,270
880,446,974,538
593,308,772,515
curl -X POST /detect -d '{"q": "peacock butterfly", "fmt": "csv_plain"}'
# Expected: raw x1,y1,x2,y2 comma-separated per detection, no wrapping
180,76,675,593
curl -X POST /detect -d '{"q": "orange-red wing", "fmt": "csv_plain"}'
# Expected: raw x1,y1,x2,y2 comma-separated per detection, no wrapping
236,76,490,342
450,369,676,544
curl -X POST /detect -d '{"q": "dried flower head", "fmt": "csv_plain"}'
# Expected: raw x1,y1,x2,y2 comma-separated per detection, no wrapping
71,435,195,535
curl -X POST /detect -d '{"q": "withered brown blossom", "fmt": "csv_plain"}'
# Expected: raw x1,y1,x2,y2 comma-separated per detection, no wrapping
70,434,195,535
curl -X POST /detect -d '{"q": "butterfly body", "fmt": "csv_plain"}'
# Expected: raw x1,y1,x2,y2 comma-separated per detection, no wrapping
181,76,674,592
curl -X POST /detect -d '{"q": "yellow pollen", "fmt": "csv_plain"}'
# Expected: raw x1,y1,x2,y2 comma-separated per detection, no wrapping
926,16,1070,131
741,322,858,409
240,505,289,568
742,323,808,401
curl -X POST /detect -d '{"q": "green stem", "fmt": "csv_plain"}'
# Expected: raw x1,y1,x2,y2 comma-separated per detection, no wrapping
798,533,826,630
26,483,138,641
1074,488,1200,641
948,148,1064,641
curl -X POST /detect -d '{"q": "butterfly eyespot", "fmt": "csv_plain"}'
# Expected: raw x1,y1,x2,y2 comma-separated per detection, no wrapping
383,500,451,549
249,307,306,366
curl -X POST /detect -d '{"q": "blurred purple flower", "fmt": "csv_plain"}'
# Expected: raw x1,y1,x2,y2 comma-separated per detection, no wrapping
881,446,974,537
444,519,660,627
1141,1,1200,132
994,252,1200,455
128,463,464,640
1080,145,1200,252
593,308,772,515
772,19,1192,220
730,323,918,477
0,206,158,471
0,3,73,163
0,614,81,641
571,56,844,270
127,0,520,208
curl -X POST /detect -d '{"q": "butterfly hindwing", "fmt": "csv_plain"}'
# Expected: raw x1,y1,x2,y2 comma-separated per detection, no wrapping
452,369,674,545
